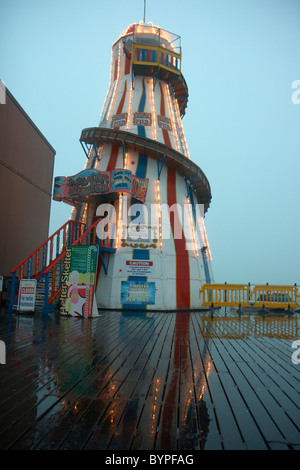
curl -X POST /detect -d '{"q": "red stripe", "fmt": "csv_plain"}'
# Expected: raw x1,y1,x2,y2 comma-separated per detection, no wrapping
160,313,190,447
106,145,119,172
159,82,165,115
159,82,190,309
114,59,118,81
167,169,190,309
124,54,130,75
159,82,172,148
111,80,127,129
117,80,127,114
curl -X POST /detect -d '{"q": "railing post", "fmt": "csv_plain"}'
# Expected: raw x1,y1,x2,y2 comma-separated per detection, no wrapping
42,244,48,271
9,271,17,312
27,256,32,279
35,250,40,277
71,221,75,244
43,272,49,316
51,265,56,299
56,232,60,258
68,221,72,245
49,237,53,264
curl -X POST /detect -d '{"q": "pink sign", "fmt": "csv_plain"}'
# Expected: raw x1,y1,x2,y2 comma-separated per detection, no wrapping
53,168,148,203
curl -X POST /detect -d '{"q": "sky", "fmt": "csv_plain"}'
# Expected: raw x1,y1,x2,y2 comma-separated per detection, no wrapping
1,0,299,286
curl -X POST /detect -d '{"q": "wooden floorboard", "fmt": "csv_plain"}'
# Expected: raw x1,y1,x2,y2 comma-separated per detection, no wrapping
0,308,299,450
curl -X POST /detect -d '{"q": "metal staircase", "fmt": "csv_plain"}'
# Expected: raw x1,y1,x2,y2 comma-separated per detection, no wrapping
9,218,116,315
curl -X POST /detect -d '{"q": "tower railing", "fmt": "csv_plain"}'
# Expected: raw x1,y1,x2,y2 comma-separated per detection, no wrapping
132,43,181,74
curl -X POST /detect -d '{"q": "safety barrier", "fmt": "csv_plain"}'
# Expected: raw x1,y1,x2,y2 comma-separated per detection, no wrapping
200,283,299,309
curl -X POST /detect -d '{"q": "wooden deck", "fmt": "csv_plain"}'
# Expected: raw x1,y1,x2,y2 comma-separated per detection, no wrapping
0,308,299,450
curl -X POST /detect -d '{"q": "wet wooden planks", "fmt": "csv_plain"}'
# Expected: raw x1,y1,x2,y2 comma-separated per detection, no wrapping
191,312,300,450
0,309,299,450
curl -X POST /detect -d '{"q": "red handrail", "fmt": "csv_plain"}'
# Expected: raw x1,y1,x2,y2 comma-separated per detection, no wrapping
10,220,85,274
9,217,117,312
44,218,116,305
43,218,102,275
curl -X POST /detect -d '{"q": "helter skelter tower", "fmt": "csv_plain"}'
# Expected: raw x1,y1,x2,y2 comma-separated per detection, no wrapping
55,22,214,311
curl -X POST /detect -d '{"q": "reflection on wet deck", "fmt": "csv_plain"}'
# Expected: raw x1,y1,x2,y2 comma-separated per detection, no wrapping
0,308,299,450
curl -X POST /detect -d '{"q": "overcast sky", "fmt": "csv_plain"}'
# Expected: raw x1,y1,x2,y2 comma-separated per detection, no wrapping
1,0,299,285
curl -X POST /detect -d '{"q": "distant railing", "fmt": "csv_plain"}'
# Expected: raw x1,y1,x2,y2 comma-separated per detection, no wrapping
200,283,299,309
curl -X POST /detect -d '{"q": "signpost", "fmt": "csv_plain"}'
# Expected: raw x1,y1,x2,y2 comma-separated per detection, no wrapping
60,245,99,317
17,279,37,312
121,280,155,306
124,260,154,277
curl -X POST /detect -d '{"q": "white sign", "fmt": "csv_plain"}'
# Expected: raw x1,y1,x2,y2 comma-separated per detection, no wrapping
18,279,37,311
0,276,3,292
125,260,154,277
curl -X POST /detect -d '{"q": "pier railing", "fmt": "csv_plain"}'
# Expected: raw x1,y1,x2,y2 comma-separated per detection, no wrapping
200,283,299,309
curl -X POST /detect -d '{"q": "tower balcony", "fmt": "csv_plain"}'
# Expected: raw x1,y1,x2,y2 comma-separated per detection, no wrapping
80,127,211,211
131,43,188,117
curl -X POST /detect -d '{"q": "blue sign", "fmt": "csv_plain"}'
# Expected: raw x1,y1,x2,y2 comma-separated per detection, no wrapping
121,281,155,305
111,169,132,191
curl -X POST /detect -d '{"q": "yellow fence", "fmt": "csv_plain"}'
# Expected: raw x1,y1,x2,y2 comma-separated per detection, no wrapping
200,283,299,309
200,316,299,339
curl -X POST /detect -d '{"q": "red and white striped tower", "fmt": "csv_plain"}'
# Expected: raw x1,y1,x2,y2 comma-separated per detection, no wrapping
69,22,214,310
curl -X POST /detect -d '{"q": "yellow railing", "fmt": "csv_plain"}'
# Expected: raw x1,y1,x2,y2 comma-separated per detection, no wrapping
200,283,299,309
199,315,299,339
132,43,181,75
